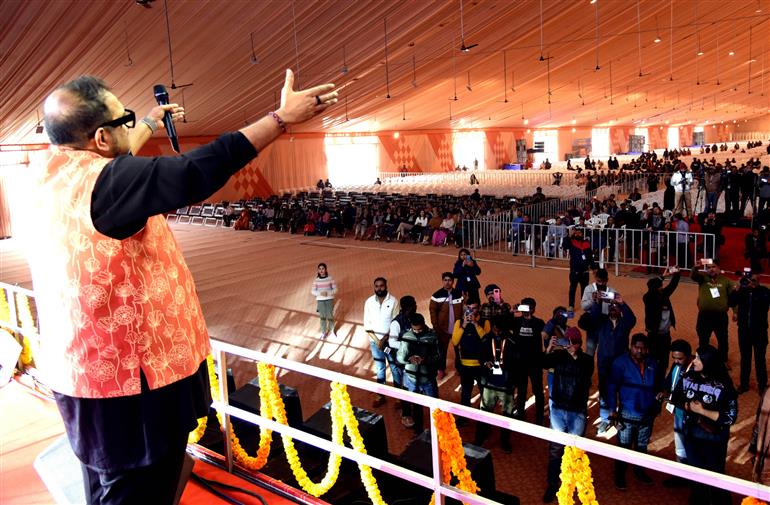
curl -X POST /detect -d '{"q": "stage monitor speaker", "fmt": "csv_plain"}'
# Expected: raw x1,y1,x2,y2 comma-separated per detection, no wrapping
34,436,195,505
34,436,85,505
229,378,303,428
302,402,388,459
397,430,497,503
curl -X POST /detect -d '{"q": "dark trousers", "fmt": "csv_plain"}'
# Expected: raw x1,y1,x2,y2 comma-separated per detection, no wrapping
648,331,672,380
725,191,740,217
568,271,589,308
458,365,484,407
81,435,188,505
696,311,729,362
684,436,731,505
738,327,768,389
516,366,545,424
436,330,451,372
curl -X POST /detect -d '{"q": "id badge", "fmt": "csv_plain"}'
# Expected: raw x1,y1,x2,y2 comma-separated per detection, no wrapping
709,287,720,299
581,254,586,260
492,366,503,376
665,403,675,414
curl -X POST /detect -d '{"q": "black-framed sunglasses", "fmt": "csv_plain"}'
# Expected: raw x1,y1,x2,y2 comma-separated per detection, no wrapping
95,109,136,133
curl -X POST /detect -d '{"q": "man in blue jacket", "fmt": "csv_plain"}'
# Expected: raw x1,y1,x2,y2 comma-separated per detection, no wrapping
607,333,662,490
579,293,636,433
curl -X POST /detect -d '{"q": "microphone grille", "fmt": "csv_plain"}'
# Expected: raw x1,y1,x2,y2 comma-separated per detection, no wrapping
153,84,168,96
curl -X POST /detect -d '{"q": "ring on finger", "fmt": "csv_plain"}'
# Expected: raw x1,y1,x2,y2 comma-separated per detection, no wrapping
315,95,322,106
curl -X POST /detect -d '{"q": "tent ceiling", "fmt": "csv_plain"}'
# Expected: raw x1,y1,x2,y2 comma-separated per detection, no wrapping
1,0,769,144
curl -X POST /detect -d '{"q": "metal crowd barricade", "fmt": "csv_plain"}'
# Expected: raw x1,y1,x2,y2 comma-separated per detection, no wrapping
0,281,36,336
462,221,716,276
207,339,769,503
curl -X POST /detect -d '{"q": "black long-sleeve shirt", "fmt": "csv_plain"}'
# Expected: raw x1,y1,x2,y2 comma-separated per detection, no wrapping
91,132,257,239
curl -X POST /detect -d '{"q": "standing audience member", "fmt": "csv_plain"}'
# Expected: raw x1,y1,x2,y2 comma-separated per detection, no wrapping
581,294,637,433
311,262,337,339
452,300,490,418
691,259,736,364
607,334,662,489
562,228,594,312
454,249,482,303
658,339,693,487
580,268,617,320
479,283,512,327
751,387,770,484
429,272,464,380
670,163,694,220
643,266,681,374
672,345,738,505
397,313,440,434
730,272,770,393
390,296,418,428
363,277,401,407
541,327,594,503
512,298,546,425
474,316,517,453
745,227,767,274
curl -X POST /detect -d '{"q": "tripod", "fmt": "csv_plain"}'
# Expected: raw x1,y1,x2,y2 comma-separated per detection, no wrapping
693,179,706,218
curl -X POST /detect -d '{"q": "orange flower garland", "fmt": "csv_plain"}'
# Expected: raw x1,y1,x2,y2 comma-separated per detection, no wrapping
557,446,599,505
429,410,480,505
742,498,768,505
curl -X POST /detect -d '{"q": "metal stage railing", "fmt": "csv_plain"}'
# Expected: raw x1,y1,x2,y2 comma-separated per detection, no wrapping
208,339,769,504
3,284,768,503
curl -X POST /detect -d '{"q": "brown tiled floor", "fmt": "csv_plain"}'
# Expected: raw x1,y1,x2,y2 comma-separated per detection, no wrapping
1,226,764,504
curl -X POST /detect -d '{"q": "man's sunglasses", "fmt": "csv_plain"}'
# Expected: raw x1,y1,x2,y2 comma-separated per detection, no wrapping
94,109,135,133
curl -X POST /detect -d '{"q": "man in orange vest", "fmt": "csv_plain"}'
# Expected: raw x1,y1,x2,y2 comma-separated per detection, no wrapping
15,71,336,504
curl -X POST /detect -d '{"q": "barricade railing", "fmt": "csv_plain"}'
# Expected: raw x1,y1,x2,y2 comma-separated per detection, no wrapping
462,221,716,276
2,287,768,502
208,339,770,503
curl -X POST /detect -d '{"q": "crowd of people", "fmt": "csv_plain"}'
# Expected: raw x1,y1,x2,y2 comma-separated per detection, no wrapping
307,254,770,504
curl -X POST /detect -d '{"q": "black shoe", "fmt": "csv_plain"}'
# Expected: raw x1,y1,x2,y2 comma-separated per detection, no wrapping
500,438,513,454
542,486,558,503
615,473,627,491
633,469,653,485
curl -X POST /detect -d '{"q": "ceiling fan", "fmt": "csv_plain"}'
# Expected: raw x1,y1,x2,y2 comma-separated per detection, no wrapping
161,0,193,90
459,0,477,52
135,0,155,8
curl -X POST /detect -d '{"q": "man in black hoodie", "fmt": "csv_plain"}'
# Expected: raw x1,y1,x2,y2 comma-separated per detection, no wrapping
643,266,681,375
474,316,518,452
562,228,594,312
541,327,594,503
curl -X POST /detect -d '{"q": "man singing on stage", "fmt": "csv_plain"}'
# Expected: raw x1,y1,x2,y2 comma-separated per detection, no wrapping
12,71,336,504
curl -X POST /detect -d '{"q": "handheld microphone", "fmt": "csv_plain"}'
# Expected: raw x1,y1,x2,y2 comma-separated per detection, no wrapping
152,84,180,153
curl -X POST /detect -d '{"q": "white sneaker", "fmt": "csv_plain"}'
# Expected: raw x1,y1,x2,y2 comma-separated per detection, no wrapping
328,331,337,340
320,331,328,339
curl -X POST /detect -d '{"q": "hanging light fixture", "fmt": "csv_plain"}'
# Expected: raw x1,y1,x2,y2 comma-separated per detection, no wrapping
653,15,662,43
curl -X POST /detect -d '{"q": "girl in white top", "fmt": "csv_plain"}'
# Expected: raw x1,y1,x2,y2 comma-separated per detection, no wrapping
311,263,337,339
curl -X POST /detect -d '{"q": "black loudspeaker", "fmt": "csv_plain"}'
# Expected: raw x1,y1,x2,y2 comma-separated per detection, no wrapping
197,377,302,456
302,402,388,459
395,430,500,504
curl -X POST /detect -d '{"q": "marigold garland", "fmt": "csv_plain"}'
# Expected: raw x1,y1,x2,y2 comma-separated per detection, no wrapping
557,446,599,505
14,293,37,368
0,288,10,325
429,410,480,505
742,498,768,505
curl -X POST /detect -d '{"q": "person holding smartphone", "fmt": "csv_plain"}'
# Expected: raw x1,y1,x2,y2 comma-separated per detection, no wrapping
451,300,489,415
671,345,738,505
643,266,681,375
454,248,482,303
479,284,512,328
691,259,736,364
541,327,593,503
